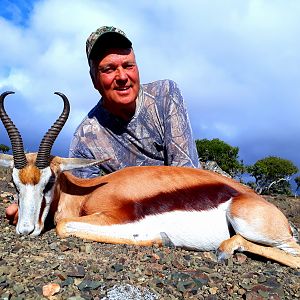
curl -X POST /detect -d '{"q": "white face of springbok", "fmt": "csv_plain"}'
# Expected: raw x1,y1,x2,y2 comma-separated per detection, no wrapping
12,162,53,236
0,91,103,236
0,153,102,236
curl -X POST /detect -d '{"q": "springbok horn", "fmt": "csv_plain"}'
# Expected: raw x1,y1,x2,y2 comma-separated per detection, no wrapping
35,92,70,169
0,91,27,169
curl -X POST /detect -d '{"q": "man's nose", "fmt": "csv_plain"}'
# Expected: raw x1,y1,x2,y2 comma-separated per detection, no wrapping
116,67,128,80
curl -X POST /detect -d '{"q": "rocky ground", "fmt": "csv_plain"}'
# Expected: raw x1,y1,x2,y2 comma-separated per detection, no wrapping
0,178,299,300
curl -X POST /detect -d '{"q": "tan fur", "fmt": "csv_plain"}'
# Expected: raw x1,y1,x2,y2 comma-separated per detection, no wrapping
230,194,293,240
19,165,41,185
219,234,300,268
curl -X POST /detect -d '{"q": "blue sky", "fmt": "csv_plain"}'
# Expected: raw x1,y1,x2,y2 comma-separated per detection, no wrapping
1,0,300,180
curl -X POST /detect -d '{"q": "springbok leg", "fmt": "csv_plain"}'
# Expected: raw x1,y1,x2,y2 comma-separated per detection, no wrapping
218,234,300,268
56,214,163,246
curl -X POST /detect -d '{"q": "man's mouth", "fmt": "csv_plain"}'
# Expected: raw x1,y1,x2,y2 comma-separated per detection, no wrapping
115,86,130,91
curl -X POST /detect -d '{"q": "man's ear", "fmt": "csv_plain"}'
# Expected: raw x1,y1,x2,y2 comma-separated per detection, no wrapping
89,69,98,89
89,59,101,90
0,154,14,168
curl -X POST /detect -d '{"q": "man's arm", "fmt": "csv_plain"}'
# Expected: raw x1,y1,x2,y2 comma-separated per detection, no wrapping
162,80,200,168
69,132,102,178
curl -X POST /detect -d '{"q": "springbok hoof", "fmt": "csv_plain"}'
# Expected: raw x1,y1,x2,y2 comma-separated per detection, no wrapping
216,249,231,262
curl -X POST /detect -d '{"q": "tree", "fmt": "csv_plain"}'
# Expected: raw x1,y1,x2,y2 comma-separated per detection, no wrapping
247,156,298,195
0,144,10,153
295,176,300,195
195,138,244,178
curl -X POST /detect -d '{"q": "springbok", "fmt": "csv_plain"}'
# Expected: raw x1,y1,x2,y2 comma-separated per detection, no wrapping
0,91,299,268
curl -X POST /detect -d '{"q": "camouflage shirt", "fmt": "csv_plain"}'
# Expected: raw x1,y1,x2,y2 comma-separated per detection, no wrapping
69,79,200,178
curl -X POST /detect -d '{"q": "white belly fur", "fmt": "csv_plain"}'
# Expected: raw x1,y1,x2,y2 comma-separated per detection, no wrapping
65,200,231,251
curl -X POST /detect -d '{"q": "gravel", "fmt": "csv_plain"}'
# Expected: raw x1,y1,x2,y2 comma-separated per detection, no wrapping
0,179,299,299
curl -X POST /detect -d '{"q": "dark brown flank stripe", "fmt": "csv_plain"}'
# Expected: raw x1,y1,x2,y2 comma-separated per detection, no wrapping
114,183,239,222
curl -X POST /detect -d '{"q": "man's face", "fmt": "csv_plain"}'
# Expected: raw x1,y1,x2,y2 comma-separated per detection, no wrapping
92,48,140,116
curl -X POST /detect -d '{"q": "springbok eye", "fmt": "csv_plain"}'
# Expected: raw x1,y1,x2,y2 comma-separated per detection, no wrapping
43,175,56,194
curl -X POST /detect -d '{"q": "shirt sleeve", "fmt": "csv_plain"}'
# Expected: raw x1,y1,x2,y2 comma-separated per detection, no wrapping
162,80,200,168
68,128,102,178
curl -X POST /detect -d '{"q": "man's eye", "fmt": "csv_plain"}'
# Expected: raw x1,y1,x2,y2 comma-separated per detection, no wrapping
99,67,115,74
124,64,135,69
103,68,114,73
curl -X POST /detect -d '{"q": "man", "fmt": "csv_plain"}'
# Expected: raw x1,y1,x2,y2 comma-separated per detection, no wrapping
69,26,199,178
5,26,199,222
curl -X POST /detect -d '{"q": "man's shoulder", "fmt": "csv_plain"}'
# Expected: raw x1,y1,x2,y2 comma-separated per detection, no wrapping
141,79,183,109
73,103,101,134
142,79,178,95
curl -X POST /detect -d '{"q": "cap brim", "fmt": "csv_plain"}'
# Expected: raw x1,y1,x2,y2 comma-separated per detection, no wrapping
89,32,132,60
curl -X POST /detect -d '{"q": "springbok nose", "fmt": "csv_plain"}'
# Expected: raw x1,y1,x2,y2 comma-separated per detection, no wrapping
17,223,35,235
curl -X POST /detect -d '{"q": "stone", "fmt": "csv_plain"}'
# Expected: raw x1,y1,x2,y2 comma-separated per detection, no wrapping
77,279,102,291
84,244,93,254
235,253,247,264
209,286,218,295
111,264,124,272
42,283,60,297
13,283,25,294
67,265,85,278
0,292,11,300
61,277,74,287
103,284,158,300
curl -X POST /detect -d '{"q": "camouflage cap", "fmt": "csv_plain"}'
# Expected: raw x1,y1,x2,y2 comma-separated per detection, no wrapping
86,26,132,61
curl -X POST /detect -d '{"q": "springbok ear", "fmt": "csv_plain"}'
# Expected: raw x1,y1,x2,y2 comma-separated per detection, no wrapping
0,154,14,168
58,157,109,172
